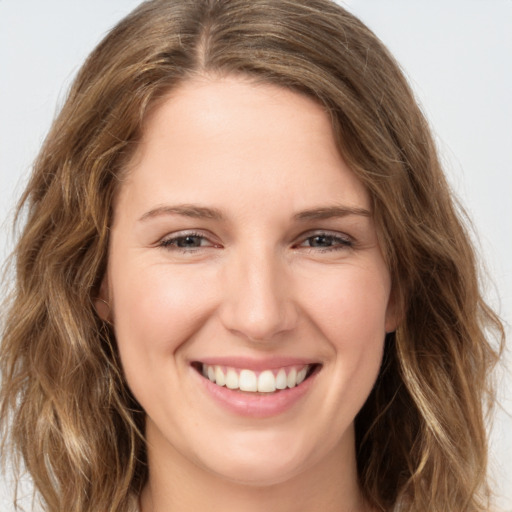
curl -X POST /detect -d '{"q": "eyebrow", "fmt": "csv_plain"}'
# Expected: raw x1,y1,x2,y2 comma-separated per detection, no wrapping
138,204,225,222
138,204,371,223
294,206,371,221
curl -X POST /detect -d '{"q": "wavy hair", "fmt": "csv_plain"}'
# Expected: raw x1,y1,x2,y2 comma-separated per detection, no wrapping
1,1,504,511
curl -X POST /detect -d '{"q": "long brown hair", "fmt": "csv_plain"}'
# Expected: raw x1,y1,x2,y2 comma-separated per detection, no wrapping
1,1,504,511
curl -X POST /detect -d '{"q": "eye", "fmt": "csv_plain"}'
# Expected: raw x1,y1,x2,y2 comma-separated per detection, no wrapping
158,232,217,251
296,232,353,252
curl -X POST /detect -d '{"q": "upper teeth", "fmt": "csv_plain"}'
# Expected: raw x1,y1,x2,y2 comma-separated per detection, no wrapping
202,364,310,393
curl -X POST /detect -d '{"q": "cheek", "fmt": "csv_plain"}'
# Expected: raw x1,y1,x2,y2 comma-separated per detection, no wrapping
313,259,389,423
109,262,217,371
303,262,391,347
300,263,389,406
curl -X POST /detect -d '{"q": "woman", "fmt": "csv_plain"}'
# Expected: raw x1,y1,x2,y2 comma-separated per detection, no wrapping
0,1,504,511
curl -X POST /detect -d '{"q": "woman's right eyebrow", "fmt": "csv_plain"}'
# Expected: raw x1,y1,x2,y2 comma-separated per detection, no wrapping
138,204,225,222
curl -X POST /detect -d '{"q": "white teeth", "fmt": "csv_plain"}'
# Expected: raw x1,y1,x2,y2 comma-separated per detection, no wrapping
202,364,312,393
287,368,297,388
215,366,226,387
275,368,288,390
296,367,308,385
258,370,276,393
225,368,239,389
239,369,258,392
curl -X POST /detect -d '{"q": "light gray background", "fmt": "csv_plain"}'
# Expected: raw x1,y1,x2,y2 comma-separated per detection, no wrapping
1,0,510,510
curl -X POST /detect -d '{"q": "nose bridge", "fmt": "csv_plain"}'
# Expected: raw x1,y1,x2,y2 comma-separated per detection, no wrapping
220,243,296,341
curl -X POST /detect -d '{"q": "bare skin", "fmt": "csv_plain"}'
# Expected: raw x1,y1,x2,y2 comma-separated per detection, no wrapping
140,425,365,512
100,76,396,512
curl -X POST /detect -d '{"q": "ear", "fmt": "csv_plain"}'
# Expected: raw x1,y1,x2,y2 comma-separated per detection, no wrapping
94,274,111,323
385,287,403,334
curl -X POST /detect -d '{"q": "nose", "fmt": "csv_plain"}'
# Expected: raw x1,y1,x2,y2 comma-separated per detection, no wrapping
218,247,298,342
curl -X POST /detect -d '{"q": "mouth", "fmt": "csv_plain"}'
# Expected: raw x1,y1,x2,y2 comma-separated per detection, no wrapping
191,362,321,394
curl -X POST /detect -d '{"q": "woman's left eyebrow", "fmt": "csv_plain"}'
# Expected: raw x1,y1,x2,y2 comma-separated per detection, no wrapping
294,206,371,221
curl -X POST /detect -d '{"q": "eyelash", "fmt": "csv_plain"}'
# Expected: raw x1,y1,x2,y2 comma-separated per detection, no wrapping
158,232,214,253
157,231,354,253
295,232,353,252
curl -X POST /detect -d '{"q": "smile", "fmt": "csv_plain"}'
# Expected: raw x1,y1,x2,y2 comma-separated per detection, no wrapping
200,364,313,393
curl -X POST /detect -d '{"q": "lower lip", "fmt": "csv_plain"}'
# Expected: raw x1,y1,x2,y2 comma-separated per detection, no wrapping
193,368,318,418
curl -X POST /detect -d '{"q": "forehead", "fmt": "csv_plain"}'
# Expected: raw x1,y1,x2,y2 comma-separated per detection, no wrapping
116,76,370,220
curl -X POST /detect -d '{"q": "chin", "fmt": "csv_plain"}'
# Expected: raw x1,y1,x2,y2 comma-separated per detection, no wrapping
207,456,309,488
192,431,320,487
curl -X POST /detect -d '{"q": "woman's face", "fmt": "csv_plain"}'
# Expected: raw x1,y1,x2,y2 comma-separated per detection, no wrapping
102,76,397,486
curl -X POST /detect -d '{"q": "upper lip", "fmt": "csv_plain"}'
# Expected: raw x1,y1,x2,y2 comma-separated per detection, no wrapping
192,356,320,372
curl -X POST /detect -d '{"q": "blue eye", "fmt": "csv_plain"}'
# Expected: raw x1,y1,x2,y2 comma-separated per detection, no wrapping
299,233,353,251
159,233,212,250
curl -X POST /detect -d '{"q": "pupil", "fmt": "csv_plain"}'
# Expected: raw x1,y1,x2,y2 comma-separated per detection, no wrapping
178,236,200,248
312,235,330,247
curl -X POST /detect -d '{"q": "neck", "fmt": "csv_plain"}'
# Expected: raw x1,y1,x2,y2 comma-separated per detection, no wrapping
140,427,370,512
